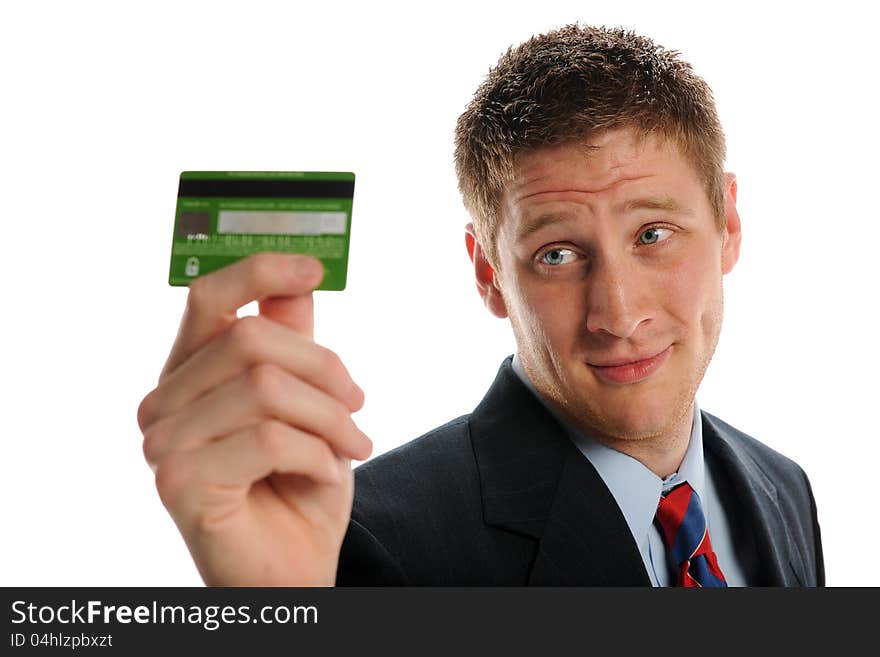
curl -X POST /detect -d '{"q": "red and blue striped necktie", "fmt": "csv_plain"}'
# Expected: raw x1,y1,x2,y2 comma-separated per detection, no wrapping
655,482,728,587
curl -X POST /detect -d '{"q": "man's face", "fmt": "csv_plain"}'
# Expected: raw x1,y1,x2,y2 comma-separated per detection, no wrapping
482,127,740,447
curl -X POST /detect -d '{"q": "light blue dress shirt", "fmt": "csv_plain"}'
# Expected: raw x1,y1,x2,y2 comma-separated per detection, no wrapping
511,354,750,586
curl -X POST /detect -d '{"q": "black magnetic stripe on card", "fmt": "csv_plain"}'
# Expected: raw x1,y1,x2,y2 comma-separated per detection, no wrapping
177,178,355,199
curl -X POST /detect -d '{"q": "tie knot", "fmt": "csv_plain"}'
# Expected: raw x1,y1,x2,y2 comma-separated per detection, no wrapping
655,482,727,587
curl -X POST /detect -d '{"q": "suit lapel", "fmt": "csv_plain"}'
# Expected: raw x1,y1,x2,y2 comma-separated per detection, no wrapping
526,442,652,585
469,358,650,585
701,412,807,586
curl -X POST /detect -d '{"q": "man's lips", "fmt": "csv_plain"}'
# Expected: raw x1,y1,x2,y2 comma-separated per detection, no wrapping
587,346,672,384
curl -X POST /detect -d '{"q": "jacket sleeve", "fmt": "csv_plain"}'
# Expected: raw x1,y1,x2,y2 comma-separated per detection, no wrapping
804,470,826,586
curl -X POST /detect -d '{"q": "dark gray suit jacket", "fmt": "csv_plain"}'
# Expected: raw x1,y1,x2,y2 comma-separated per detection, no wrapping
336,357,824,586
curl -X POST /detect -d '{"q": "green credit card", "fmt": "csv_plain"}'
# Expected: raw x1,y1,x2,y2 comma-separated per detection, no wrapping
169,171,355,290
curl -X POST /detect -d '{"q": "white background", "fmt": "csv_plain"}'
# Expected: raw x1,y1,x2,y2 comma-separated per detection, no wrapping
1,0,877,586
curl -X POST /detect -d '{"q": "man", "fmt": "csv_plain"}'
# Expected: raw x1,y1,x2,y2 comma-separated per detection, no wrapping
138,24,824,586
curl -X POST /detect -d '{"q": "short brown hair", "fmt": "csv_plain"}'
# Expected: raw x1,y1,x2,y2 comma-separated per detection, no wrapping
454,24,727,267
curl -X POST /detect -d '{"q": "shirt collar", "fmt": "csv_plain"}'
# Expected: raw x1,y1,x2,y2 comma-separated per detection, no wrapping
511,353,705,550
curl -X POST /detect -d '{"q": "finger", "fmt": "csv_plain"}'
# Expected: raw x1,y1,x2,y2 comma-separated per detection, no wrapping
155,421,345,517
266,452,353,518
259,295,314,337
162,253,324,379
143,363,372,465
139,315,364,431
199,421,343,487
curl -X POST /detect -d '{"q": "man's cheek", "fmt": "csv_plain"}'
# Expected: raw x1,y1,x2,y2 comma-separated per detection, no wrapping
665,260,715,318
529,295,577,344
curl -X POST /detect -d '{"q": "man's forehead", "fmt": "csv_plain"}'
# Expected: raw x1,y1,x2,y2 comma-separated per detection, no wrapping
515,130,658,178
506,130,690,205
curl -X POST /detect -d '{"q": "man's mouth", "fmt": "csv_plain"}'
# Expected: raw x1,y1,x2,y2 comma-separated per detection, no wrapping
588,346,672,384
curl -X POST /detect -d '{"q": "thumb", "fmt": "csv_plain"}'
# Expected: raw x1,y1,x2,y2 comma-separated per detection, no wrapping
257,257,324,338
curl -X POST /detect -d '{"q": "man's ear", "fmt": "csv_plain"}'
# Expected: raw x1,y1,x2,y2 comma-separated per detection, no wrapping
721,172,742,275
464,223,508,318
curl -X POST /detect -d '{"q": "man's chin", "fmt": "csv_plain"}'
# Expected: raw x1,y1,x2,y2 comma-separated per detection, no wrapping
563,389,690,443
591,415,676,443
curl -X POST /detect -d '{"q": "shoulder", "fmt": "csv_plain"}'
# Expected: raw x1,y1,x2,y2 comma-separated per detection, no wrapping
701,409,821,544
701,410,811,487
338,414,502,585
352,414,478,517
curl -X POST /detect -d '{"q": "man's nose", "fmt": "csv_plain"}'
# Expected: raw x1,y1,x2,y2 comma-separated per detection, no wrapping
583,255,651,339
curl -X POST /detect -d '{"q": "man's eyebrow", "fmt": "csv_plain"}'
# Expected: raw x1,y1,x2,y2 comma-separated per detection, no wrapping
514,213,572,243
621,195,694,214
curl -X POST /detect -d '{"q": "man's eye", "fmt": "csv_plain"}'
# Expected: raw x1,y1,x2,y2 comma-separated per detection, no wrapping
638,226,673,245
540,247,578,266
